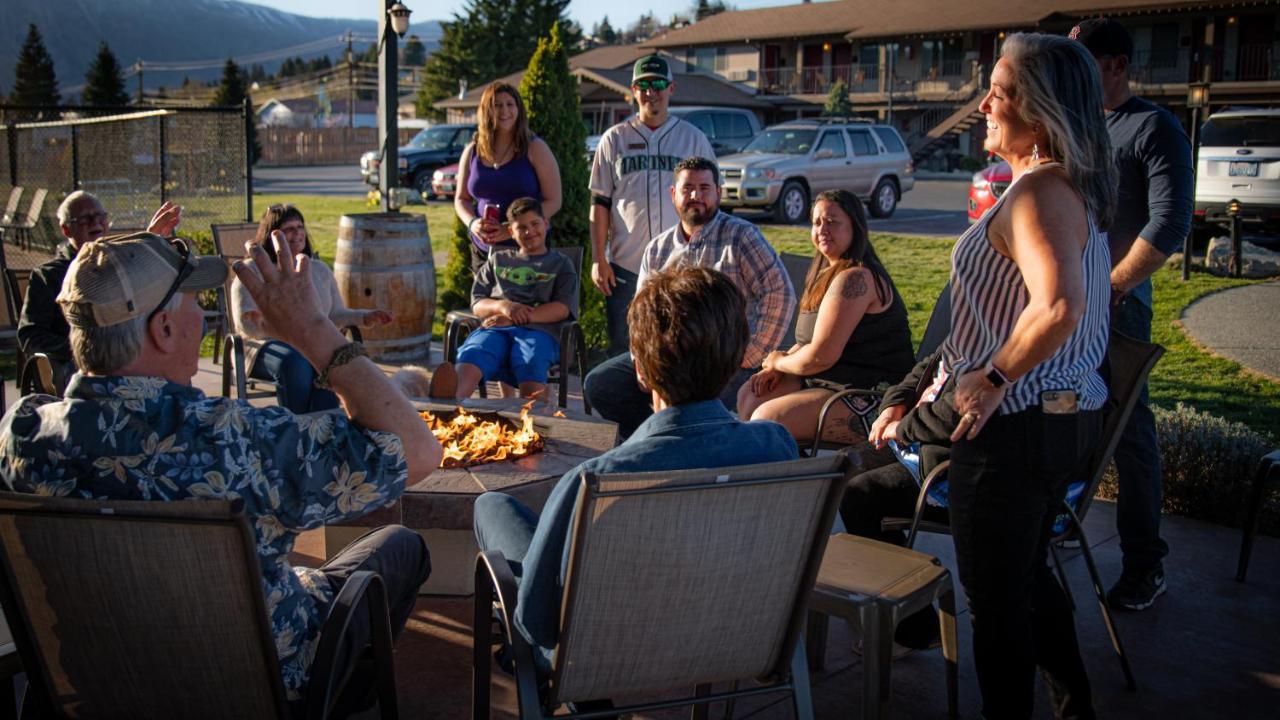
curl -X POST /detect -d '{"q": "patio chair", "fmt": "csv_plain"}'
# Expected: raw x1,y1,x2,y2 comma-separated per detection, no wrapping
1237,449,1280,582
472,453,859,720
210,222,260,365
779,251,812,350
0,492,399,719
442,245,590,412
2,267,58,398
875,330,1165,692
0,188,21,227
802,281,952,458
3,189,46,250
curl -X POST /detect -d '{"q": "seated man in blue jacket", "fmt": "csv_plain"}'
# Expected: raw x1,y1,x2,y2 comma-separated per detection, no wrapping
472,265,799,670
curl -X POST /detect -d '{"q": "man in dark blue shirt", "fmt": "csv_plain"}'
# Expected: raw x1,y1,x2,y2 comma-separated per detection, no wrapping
1072,18,1194,611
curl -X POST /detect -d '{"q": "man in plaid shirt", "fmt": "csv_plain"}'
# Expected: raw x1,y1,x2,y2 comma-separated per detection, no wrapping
584,156,796,438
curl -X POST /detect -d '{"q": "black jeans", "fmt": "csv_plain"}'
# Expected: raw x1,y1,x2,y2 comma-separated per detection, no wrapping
603,262,638,357
948,407,1100,720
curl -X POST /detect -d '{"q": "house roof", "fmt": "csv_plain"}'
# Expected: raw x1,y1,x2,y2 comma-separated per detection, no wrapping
642,0,1269,46
435,43,655,109
580,68,773,108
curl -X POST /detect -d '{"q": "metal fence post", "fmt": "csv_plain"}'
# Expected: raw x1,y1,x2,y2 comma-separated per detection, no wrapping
243,97,253,223
71,125,80,189
158,113,167,203
7,122,18,187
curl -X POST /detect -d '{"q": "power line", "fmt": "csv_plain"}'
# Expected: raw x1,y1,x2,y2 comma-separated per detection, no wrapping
122,34,379,75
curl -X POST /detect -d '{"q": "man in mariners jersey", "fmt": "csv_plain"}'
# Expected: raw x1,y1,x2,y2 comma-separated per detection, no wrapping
589,53,714,356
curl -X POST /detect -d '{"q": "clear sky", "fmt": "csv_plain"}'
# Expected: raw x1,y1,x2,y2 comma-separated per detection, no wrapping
244,0,793,36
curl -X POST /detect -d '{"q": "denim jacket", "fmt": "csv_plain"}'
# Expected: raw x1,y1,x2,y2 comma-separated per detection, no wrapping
512,399,798,668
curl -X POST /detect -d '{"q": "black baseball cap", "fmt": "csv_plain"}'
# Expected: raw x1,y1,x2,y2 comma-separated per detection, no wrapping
632,54,674,84
1069,17,1134,60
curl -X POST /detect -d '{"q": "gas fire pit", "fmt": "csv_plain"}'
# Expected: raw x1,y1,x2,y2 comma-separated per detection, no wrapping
325,397,618,594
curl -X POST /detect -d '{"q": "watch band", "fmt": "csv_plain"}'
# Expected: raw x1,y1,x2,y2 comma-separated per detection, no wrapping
985,364,1011,389
314,341,368,390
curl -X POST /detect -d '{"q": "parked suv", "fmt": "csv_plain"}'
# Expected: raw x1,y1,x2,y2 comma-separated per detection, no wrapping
669,106,762,156
360,123,477,197
1194,107,1280,235
718,119,914,223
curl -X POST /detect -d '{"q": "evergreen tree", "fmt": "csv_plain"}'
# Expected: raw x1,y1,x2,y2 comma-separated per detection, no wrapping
401,35,428,66
822,79,853,118
10,24,60,117
280,58,296,77
596,17,617,45
416,0,579,122
694,0,729,21
82,41,129,108
213,58,260,164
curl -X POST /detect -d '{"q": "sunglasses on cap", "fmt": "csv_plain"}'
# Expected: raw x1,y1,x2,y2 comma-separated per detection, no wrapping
632,78,670,92
147,239,193,323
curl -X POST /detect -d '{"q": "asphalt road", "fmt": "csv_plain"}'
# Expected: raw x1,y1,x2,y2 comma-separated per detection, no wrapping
253,164,973,237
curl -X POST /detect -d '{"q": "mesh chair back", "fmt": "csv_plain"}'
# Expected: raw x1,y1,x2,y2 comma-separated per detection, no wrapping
3,269,30,329
779,252,811,349
0,493,290,718
549,454,854,704
1,187,21,224
211,222,259,335
19,188,46,227
0,269,18,332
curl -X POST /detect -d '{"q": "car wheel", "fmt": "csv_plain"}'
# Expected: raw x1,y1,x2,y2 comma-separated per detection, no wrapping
869,179,898,218
773,181,809,224
413,170,435,200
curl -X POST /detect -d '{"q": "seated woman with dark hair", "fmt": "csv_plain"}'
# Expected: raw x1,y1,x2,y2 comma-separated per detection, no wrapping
471,266,799,670
737,189,914,443
231,204,393,414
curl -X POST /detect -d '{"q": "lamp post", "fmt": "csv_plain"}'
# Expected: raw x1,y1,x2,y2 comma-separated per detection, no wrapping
378,1,412,212
1183,77,1210,280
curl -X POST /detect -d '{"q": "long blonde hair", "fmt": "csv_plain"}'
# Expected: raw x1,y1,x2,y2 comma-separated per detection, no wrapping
475,82,530,166
1000,32,1116,229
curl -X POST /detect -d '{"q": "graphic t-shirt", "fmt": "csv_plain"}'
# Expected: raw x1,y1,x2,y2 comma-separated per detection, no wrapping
471,249,579,339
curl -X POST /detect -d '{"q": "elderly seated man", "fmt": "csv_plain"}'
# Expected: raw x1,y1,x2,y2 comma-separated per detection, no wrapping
0,231,442,710
472,266,800,672
17,190,183,393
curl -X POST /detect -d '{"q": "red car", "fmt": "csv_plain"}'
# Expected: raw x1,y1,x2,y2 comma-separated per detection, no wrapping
430,163,460,199
968,160,1012,223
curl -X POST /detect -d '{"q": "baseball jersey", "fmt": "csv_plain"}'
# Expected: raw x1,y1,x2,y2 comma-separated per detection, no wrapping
589,114,714,274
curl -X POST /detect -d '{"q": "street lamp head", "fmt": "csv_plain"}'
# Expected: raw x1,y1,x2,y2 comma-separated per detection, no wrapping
388,3,412,38
1187,81,1211,109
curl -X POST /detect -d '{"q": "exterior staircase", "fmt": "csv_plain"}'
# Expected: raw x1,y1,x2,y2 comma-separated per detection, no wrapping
908,94,985,162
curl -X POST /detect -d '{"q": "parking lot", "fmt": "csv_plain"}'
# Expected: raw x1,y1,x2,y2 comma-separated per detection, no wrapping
253,165,972,237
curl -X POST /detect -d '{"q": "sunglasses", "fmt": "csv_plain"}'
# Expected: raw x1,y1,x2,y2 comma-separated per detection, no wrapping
69,211,110,227
632,78,670,92
147,239,193,323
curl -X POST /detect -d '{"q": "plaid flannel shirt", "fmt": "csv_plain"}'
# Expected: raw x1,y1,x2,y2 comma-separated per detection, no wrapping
638,211,796,368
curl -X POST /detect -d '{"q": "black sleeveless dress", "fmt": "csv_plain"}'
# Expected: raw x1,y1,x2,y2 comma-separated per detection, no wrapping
793,277,915,389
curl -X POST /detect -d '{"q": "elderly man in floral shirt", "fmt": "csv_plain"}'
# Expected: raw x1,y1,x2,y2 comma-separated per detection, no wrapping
0,231,443,707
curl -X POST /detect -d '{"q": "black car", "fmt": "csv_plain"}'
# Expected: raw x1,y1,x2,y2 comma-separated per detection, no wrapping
360,124,477,196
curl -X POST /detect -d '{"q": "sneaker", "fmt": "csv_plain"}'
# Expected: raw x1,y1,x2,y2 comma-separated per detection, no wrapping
1107,566,1167,611
427,361,458,399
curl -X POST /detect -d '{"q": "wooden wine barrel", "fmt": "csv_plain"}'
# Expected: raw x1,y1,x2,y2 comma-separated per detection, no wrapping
333,212,435,362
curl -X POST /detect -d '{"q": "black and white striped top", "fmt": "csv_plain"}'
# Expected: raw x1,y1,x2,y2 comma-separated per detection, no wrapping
941,163,1110,415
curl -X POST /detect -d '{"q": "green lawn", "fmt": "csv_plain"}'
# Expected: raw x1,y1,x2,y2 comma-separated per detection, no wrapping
254,194,1280,441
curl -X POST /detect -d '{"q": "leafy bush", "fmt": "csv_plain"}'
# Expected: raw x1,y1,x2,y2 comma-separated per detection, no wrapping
438,215,473,313
1099,403,1278,535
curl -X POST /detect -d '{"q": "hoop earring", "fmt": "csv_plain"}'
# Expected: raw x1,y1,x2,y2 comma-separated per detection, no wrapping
1032,142,1041,162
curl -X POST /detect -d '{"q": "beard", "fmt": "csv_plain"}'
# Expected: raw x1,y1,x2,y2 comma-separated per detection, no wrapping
678,202,717,226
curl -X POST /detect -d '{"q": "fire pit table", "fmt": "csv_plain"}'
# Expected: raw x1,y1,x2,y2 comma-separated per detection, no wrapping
324,397,618,595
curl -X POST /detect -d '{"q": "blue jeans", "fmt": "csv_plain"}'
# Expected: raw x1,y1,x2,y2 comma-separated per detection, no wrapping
1110,297,1168,573
604,263,637,357
250,340,339,415
582,351,753,439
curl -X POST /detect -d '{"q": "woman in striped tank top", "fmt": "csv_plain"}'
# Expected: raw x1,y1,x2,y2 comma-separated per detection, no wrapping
940,34,1114,719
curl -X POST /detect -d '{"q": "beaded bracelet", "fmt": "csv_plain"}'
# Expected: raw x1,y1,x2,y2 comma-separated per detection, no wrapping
314,341,368,390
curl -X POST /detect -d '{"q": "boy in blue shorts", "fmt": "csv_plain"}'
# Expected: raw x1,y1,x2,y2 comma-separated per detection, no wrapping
447,197,579,400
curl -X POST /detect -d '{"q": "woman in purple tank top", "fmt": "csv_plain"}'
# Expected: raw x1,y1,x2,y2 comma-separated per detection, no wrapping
454,82,562,273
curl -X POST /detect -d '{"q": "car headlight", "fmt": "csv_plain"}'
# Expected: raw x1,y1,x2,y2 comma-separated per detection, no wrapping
747,168,777,180
972,172,989,190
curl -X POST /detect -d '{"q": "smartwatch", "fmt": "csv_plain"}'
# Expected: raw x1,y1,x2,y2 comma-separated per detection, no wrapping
985,364,1011,389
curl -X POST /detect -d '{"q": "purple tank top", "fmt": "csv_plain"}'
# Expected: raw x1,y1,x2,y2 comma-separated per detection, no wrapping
467,147,542,254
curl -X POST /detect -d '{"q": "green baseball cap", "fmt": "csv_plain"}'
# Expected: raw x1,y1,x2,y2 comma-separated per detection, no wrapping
632,54,673,84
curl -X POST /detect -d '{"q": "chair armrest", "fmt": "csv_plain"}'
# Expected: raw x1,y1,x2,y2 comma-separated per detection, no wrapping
19,353,58,396
306,571,398,720
809,387,885,457
343,326,364,343
444,311,483,363
906,460,950,548
474,550,542,716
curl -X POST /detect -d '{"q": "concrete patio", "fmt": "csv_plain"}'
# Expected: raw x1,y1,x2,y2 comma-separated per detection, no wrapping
3,354,1277,718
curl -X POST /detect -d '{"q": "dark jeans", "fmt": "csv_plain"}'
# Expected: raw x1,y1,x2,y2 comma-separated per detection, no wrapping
251,340,340,415
604,263,638,357
317,525,431,707
1110,297,1168,574
948,407,1100,720
582,351,752,439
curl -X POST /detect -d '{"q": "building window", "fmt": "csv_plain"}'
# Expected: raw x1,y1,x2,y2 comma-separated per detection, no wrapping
716,47,728,72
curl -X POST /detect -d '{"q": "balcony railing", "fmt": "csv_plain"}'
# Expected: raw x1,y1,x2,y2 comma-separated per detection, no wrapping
759,62,973,96
1129,45,1280,84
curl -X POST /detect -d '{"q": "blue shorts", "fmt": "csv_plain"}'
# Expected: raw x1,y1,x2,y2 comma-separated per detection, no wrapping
456,325,559,386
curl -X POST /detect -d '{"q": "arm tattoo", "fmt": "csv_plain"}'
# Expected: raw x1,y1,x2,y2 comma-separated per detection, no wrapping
842,271,868,300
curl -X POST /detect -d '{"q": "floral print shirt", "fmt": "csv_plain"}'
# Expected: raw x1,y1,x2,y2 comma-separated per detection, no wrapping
0,375,409,700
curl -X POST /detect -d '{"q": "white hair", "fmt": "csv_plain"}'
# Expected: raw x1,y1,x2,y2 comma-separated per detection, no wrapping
70,292,183,375
56,190,100,225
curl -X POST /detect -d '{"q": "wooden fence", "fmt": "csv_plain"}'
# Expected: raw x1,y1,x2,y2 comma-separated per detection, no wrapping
257,127,419,167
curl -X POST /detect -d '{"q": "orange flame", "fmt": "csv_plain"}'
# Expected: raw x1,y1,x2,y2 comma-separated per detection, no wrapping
420,401,544,468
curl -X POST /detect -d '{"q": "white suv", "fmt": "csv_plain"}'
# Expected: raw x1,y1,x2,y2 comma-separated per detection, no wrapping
1195,107,1280,234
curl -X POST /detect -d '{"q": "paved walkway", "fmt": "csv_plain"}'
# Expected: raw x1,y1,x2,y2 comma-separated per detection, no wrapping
1180,281,1280,381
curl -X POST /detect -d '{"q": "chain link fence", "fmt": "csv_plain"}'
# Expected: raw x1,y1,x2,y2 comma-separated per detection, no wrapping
1,104,251,260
